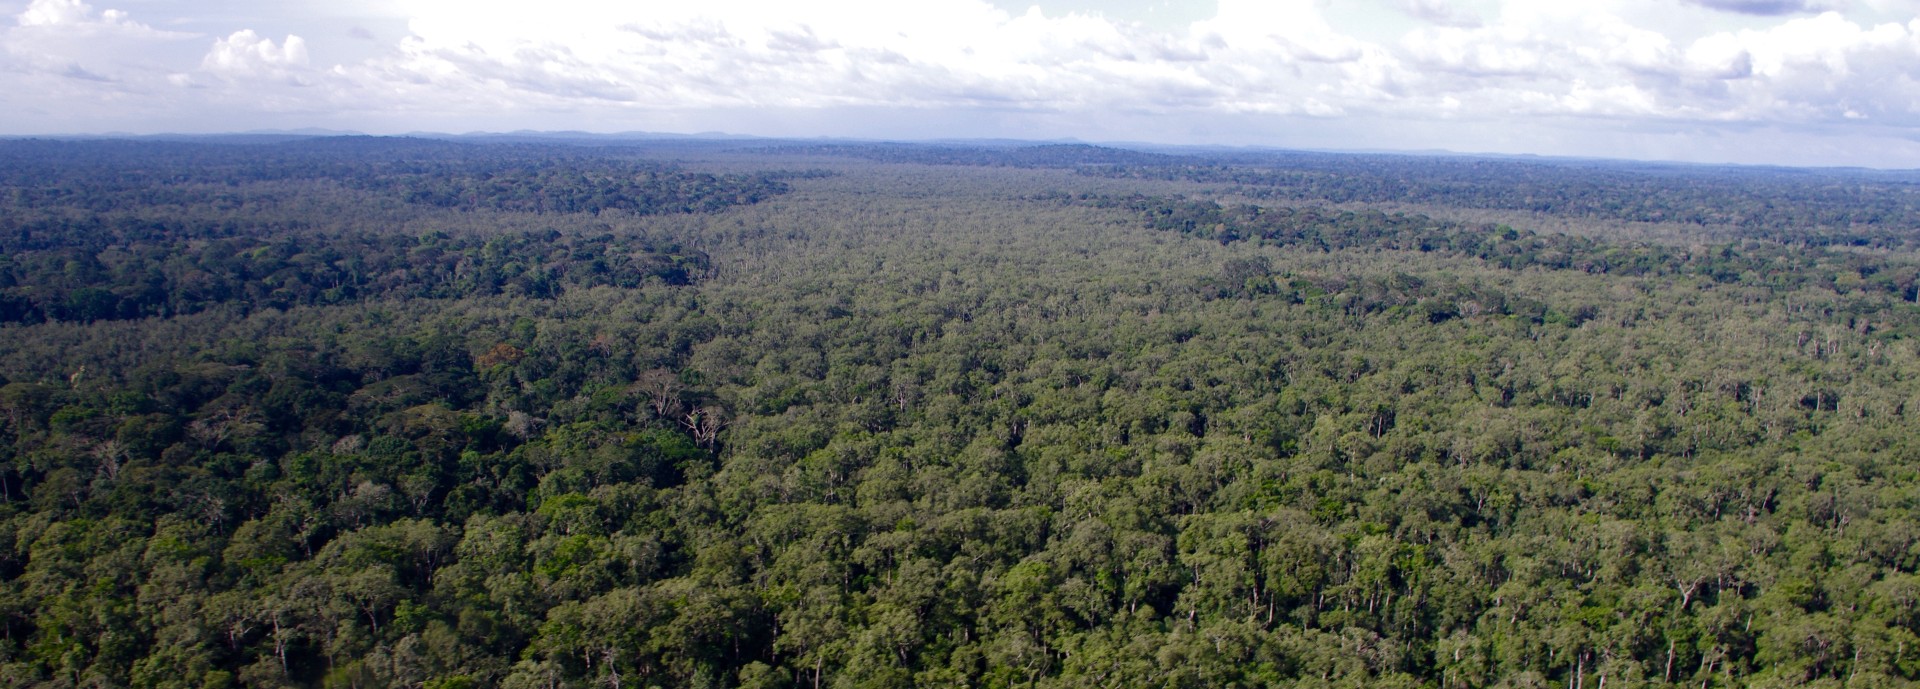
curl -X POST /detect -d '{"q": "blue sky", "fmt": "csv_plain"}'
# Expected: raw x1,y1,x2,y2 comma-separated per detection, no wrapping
6,0,1920,167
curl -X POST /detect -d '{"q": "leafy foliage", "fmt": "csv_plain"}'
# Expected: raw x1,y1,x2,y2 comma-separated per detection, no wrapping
0,229,708,324
1080,155,1920,247
2,138,1920,689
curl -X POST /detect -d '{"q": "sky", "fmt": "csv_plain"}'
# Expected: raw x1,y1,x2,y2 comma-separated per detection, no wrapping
5,0,1920,167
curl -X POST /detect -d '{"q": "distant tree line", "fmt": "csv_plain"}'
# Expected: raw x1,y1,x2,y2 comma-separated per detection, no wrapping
1080,159,1920,247
0,138,801,217
1064,192,1920,338
761,142,1178,168
775,140,1920,248
0,229,709,324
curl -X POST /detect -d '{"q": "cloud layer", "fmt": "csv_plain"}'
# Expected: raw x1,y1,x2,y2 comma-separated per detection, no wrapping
5,0,1920,165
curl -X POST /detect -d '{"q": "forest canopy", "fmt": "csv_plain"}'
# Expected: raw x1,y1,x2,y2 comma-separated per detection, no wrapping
2,137,1919,689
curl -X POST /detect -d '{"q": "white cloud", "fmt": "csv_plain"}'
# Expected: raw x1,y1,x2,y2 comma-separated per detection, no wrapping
347,0,1422,118
14,0,184,36
1670,13,1920,123
1381,3,1920,129
18,0,94,26
1398,0,1482,27
360,0,1228,111
4,0,1920,164
202,30,310,74
1685,34,1755,79
251,0,1920,140
2,0,196,99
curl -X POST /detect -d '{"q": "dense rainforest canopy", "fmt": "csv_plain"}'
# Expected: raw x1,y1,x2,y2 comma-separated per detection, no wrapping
3,137,1920,688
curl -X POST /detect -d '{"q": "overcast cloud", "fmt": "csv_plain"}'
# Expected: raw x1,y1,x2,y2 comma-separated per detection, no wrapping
4,0,1920,166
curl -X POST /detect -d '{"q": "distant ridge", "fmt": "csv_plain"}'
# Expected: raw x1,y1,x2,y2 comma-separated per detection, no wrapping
1,128,1914,173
